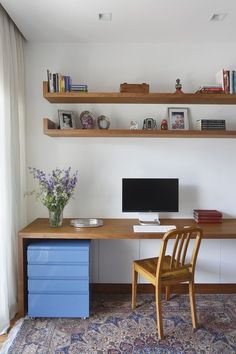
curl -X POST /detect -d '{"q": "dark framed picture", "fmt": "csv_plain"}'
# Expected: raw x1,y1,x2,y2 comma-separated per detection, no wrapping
58,110,76,129
168,108,189,130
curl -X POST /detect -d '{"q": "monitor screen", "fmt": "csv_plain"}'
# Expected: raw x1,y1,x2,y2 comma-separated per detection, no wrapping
122,178,179,212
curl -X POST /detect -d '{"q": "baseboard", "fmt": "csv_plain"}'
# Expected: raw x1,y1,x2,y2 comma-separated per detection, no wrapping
91,283,236,294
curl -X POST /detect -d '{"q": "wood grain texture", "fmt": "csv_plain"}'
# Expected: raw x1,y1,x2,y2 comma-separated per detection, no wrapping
43,81,236,105
43,118,236,138
19,218,236,239
91,283,236,294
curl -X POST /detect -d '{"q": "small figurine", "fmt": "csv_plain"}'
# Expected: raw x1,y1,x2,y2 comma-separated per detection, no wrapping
175,78,183,94
160,119,168,130
130,120,139,130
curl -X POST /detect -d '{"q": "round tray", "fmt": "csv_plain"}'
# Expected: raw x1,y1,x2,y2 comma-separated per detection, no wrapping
70,218,103,228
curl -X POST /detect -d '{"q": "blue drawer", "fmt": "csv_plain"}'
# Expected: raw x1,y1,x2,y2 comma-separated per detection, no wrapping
28,279,89,292
27,240,90,264
28,264,88,278
28,293,89,317
27,240,90,318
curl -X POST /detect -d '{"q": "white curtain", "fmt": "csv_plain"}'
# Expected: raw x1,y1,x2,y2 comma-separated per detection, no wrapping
0,5,26,334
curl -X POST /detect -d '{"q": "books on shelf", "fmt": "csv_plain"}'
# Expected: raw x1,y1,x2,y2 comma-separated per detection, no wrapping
193,209,222,223
47,70,72,93
195,85,224,94
216,69,236,94
70,84,88,92
47,70,88,93
195,119,226,131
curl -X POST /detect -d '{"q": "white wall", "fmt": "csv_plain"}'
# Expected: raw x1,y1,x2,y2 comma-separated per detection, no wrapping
25,42,236,284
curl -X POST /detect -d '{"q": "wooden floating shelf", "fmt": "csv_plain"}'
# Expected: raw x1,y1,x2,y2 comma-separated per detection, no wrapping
43,119,236,138
43,82,236,105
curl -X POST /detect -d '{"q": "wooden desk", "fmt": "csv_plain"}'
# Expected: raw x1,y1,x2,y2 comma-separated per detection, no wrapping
18,218,236,316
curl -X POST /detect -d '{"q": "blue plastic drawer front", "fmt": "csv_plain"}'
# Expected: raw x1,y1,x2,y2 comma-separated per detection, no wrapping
27,240,90,264
28,293,89,317
27,240,90,250
28,249,89,264
27,240,90,318
28,279,89,293
28,264,88,278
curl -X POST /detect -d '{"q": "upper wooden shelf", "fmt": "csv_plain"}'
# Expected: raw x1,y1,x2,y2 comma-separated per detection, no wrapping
43,82,236,105
43,118,236,138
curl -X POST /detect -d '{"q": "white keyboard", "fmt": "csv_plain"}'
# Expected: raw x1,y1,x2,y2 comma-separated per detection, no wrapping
133,225,176,233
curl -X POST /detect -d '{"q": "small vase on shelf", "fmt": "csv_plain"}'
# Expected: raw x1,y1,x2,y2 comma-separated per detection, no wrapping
48,209,63,228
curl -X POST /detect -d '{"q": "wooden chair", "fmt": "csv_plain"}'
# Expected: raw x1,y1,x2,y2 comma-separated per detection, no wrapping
131,226,202,339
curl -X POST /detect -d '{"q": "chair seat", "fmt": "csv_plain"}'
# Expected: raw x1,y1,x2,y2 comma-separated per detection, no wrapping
134,255,192,285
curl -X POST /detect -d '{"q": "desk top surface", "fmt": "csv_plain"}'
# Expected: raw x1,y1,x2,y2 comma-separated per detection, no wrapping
19,218,236,239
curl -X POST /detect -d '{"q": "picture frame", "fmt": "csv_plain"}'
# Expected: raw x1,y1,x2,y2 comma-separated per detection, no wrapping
58,110,76,129
168,108,189,130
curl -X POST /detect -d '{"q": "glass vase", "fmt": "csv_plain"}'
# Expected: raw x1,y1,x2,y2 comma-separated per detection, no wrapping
48,209,63,227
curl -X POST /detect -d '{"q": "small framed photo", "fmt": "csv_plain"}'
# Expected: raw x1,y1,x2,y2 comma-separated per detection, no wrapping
168,108,189,130
58,110,76,129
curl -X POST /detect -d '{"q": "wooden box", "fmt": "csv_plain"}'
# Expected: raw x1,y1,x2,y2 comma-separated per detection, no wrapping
120,83,149,93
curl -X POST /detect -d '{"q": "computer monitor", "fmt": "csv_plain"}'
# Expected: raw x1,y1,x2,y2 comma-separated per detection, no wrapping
122,178,179,224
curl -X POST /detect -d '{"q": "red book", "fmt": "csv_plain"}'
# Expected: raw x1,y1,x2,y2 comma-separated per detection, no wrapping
193,209,222,217
193,213,222,219
194,215,222,221
194,218,222,224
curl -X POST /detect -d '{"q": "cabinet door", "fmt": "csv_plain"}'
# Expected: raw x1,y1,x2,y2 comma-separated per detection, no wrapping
139,240,162,283
195,240,220,283
99,240,139,283
220,240,236,283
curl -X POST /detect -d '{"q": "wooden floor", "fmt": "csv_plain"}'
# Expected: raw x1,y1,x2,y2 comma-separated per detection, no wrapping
0,314,21,347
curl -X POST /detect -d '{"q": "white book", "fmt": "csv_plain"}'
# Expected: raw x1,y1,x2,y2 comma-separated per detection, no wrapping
215,69,224,89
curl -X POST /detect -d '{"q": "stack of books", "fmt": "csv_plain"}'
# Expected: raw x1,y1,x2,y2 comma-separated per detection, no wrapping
70,84,88,92
216,69,236,94
193,209,222,223
47,70,71,92
46,70,88,93
196,119,226,131
195,85,224,94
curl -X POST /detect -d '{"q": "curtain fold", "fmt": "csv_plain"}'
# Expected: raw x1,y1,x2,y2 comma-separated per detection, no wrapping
0,5,26,334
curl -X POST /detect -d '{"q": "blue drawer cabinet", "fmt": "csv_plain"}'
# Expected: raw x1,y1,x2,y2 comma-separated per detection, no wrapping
27,240,90,318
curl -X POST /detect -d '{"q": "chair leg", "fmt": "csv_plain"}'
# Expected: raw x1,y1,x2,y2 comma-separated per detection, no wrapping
131,263,138,310
165,286,171,301
189,280,198,328
155,283,164,340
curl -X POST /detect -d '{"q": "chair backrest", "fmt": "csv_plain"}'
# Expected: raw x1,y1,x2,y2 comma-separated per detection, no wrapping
156,227,202,279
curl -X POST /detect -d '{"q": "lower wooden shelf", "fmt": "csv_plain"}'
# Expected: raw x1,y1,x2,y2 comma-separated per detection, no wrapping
43,118,236,138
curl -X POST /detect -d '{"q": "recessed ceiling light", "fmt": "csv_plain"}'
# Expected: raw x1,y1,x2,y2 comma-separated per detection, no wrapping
209,13,227,22
98,13,112,21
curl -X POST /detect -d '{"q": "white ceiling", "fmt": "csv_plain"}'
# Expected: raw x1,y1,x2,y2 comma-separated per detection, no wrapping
1,0,236,43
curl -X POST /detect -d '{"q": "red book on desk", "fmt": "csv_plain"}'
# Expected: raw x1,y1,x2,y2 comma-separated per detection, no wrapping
194,218,222,224
193,214,222,220
193,209,222,217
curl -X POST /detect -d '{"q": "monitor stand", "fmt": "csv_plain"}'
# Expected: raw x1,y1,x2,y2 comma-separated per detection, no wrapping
138,212,160,225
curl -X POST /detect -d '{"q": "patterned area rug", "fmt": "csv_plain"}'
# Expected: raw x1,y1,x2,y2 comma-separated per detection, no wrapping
7,294,236,354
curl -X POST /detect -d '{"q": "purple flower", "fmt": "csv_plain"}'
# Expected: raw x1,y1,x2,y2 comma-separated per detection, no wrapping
28,167,78,211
